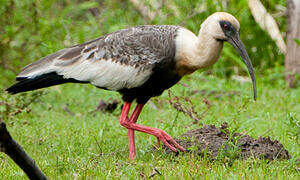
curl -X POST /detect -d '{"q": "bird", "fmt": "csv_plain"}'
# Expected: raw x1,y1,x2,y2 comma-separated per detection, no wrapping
6,12,256,160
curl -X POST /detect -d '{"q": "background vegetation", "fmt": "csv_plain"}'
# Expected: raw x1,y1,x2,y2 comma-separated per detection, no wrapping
0,0,287,84
0,0,299,179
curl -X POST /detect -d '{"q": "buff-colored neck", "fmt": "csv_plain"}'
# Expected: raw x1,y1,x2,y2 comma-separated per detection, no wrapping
175,27,224,76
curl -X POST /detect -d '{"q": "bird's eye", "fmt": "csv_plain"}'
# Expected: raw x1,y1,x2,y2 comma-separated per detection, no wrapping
223,24,229,30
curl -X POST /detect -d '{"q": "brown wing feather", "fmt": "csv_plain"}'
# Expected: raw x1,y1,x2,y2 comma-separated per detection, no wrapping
16,25,180,90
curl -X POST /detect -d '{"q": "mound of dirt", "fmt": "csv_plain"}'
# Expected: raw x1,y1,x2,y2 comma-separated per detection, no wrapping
164,123,290,160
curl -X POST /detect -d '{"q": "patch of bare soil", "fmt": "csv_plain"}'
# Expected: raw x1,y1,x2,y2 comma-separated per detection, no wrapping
164,122,290,160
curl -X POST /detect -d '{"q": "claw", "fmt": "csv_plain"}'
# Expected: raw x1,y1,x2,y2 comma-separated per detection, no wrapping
169,139,186,152
156,130,186,153
156,137,160,148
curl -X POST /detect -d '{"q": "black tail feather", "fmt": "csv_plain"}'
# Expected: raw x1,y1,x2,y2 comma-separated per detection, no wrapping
6,72,87,94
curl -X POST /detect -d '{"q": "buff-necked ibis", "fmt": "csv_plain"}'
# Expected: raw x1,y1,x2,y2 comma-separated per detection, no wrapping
6,12,256,160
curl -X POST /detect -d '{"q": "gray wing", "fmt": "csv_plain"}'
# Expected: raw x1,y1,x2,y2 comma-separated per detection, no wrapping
17,25,180,90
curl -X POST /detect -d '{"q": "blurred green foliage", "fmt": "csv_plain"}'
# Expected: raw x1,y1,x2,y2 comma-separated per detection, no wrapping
0,0,286,86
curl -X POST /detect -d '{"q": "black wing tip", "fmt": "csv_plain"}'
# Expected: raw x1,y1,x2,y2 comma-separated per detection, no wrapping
6,90,18,95
5,77,28,94
6,88,19,95
6,82,26,95
6,72,89,95
16,77,27,81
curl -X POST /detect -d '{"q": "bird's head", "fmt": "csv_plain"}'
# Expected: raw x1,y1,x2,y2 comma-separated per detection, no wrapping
201,12,257,100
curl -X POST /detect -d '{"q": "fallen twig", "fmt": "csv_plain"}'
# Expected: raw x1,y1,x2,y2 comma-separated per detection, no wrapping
0,120,47,180
168,90,211,124
148,167,161,178
61,104,74,116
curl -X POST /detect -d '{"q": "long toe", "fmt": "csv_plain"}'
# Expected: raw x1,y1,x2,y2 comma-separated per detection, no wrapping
158,130,186,152
168,138,186,152
160,136,178,152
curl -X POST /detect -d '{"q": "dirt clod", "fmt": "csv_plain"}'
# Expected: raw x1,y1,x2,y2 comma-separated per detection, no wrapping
93,99,119,113
164,122,290,160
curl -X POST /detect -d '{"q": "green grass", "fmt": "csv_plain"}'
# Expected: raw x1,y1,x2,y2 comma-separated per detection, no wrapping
0,71,299,179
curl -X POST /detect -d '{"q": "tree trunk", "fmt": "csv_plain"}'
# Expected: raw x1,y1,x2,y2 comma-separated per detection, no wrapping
285,0,300,87
248,0,286,53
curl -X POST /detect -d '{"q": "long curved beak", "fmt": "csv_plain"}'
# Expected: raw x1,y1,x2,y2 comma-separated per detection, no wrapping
228,35,257,100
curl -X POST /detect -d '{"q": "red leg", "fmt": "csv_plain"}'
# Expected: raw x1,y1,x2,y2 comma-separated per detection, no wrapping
119,103,186,160
119,103,144,160
119,103,134,159
127,104,144,160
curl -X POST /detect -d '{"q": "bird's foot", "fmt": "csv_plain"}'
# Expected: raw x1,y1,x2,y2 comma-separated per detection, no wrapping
154,129,186,153
119,102,186,159
122,120,186,153
156,137,160,149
